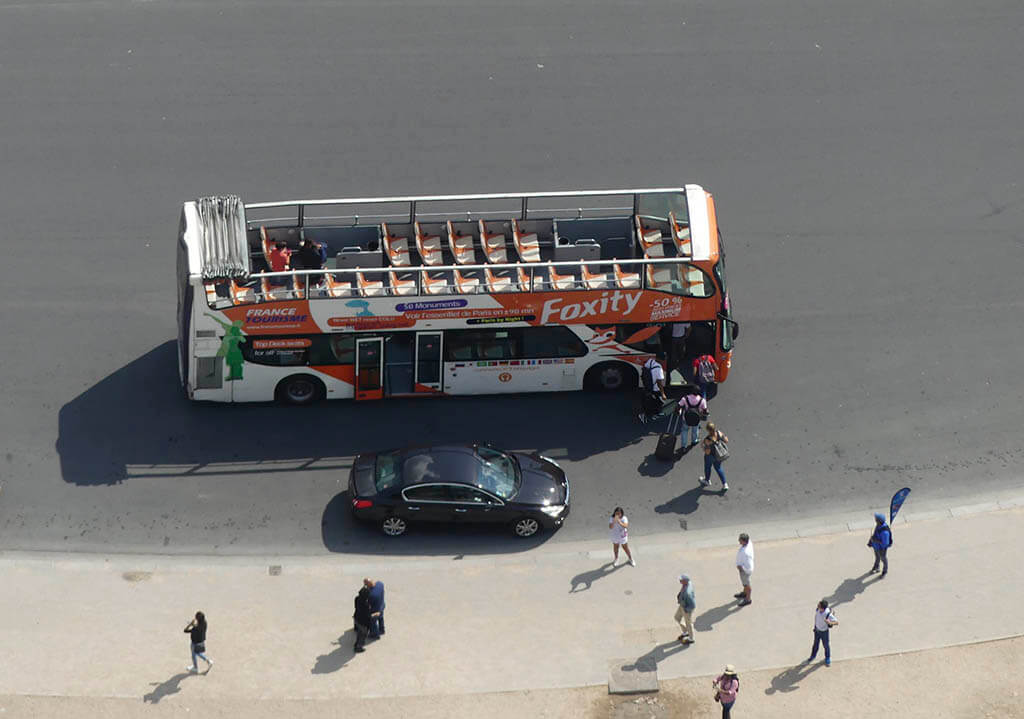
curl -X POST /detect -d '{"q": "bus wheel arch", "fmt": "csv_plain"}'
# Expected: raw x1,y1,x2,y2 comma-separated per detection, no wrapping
584,361,638,392
275,374,326,406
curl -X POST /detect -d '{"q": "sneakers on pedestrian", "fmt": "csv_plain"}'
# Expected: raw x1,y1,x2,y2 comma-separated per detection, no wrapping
699,477,710,487
722,482,729,491
734,592,746,598
186,666,198,673
628,558,636,567
354,646,366,653
206,660,213,671
805,657,815,665
738,599,752,606
880,571,887,578
825,659,831,667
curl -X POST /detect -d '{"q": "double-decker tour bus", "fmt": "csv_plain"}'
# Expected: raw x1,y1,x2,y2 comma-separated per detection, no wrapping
176,188,738,404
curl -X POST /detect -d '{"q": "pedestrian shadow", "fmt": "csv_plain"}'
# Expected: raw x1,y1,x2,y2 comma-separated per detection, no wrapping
311,630,357,674
694,600,741,631
764,662,822,695
653,485,707,516
621,639,689,672
142,671,192,703
824,571,874,609
569,561,619,593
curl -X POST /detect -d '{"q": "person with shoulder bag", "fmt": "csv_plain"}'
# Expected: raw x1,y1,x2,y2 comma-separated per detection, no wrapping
712,664,740,718
675,384,708,451
700,422,729,491
184,611,213,674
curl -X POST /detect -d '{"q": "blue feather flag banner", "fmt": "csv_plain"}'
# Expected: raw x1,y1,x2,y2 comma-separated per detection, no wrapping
890,487,912,523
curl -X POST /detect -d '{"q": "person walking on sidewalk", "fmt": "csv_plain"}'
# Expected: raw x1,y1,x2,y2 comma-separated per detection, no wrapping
675,574,696,644
363,577,386,638
700,422,729,490
806,599,839,666
353,586,373,653
868,512,892,576
676,385,708,451
183,611,213,673
735,533,754,606
712,664,740,718
609,507,635,567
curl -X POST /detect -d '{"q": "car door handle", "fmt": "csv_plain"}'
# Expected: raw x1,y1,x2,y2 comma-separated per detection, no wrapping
407,506,421,511
454,508,468,513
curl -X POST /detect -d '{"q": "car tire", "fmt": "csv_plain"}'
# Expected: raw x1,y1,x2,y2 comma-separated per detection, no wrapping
381,516,408,537
584,361,637,392
275,374,326,406
512,517,541,538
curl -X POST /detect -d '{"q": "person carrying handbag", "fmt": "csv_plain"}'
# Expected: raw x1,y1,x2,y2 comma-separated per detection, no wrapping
700,422,729,491
712,664,740,718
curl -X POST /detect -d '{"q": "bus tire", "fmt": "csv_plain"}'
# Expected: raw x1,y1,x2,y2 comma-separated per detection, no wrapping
275,374,326,406
584,362,637,392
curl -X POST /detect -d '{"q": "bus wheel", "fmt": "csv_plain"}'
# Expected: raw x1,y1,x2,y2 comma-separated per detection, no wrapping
584,362,637,392
275,375,325,406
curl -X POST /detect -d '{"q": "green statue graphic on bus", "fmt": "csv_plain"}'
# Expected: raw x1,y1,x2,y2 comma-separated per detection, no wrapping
204,313,246,381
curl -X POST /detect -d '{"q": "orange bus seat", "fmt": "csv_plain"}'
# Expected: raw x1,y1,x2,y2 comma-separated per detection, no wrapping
484,267,517,293
389,271,417,296
383,223,412,267
480,220,509,263
357,272,386,297
447,221,477,265
414,222,444,266
422,272,449,295
669,212,692,256
548,265,575,290
635,216,665,258
324,273,353,298
454,269,481,294
645,264,674,290
260,276,290,302
512,219,541,262
581,261,610,289
613,264,641,289
230,279,255,305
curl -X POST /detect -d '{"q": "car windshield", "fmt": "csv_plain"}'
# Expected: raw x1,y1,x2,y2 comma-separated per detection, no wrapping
474,446,520,499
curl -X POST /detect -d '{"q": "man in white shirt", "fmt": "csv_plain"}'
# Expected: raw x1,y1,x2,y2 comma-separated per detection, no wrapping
807,599,839,666
670,322,691,373
734,533,754,606
638,353,668,423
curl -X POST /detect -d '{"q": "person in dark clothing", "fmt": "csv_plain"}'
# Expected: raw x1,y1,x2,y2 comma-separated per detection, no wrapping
295,239,324,287
868,513,892,576
184,611,213,673
353,587,373,653
363,578,386,638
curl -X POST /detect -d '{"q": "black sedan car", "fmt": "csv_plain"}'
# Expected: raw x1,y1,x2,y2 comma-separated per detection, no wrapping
348,443,569,537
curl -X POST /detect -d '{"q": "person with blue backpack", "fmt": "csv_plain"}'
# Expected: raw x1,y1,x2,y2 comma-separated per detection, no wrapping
868,513,892,577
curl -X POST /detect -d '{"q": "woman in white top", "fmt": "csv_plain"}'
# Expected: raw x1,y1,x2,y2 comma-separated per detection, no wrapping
608,507,635,567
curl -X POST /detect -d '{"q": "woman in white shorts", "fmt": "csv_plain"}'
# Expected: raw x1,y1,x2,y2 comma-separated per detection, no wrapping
609,507,636,567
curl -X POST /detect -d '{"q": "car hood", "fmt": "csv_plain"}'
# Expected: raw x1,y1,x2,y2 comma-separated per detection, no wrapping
513,453,568,506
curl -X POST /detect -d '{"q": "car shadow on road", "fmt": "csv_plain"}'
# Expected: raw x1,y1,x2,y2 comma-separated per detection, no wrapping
312,630,357,674
824,571,875,609
693,599,743,632
569,561,620,593
142,671,193,703
764,662,823,695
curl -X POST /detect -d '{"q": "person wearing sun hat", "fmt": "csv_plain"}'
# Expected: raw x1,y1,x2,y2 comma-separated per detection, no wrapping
712,664,740,718
675,573,696,644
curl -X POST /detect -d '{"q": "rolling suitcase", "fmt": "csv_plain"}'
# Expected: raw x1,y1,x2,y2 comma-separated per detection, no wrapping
655,410,679,461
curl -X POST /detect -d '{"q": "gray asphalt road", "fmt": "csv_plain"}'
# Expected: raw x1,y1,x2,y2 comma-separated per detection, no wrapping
1,0,1022,556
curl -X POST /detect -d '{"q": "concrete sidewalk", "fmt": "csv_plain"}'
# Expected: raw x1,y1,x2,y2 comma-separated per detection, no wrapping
1,505,1021,706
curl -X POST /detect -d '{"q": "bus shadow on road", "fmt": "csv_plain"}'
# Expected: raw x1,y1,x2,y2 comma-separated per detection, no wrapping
55,341,649,490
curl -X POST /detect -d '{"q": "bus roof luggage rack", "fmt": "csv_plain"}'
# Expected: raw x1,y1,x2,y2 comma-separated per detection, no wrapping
196,195,251,280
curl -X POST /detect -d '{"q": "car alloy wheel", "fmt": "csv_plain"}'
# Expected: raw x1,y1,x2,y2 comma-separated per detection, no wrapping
513,517,540,537
382,517,407,536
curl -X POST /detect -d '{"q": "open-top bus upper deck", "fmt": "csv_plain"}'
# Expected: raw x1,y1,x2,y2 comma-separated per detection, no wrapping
179,187,727,335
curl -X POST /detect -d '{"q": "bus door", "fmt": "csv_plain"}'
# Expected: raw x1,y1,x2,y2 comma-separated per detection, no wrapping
414,331,443,392
355,337,384,400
